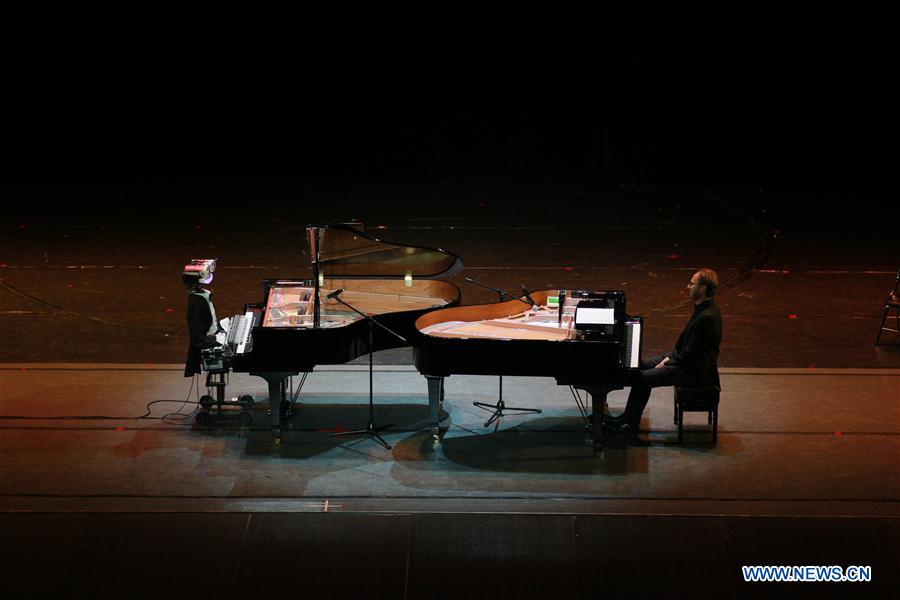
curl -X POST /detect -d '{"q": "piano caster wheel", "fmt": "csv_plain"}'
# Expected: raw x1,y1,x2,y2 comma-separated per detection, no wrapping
196,411,211,425
199,394,215,409
238,412,253,426
239,394,254,409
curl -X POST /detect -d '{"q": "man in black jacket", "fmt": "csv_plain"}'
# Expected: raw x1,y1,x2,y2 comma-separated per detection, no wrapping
608,268,722,432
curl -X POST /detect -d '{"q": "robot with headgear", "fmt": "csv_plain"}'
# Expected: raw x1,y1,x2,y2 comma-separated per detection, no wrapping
182,258,220,377
182,258,254,424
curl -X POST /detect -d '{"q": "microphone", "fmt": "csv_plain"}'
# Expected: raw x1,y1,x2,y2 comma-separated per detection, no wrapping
325,288,344,300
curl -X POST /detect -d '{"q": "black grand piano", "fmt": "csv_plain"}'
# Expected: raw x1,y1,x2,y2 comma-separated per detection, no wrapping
228,224,462,444
414,289,643,451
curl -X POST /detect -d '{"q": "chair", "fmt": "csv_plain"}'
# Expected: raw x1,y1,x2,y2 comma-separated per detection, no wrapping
875,269,900,345
673,385,720,443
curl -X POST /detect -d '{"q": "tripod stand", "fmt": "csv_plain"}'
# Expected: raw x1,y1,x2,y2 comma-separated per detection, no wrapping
330,291,406,449
473,375,542,428
464,277,542,428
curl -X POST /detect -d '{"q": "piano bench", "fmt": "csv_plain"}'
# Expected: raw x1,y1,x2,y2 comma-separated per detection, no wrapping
674,386,720,444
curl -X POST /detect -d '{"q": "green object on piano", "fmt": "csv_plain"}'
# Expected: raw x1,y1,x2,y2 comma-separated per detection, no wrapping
547,295,560,307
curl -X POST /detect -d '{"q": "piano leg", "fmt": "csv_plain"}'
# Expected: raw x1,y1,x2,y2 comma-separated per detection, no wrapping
589,384,616,453
252,372,299,446
426,375,444,442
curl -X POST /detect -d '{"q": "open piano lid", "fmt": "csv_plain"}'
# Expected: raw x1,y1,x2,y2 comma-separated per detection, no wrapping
309,223,463,279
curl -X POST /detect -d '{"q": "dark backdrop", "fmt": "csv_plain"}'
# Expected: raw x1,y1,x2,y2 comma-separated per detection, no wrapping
2,9,891,225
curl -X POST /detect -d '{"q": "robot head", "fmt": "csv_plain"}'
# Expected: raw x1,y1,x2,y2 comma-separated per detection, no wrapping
182,258,217,286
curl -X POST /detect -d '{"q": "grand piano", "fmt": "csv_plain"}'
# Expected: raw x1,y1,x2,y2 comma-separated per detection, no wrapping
414,289,643,451
228,224,462,444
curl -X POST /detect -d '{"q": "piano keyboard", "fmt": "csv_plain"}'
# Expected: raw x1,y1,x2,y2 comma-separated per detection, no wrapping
624,319,642,369
226,311,260,354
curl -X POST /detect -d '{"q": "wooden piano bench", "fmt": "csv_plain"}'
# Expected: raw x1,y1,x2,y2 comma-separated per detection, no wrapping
673,385,720,444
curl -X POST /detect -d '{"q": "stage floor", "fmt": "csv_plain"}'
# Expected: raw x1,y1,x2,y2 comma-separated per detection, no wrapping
1,363,898,598
2,363,897,510
2,363,898,514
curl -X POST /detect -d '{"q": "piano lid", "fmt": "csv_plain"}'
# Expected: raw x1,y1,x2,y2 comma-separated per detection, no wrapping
309,224,463,279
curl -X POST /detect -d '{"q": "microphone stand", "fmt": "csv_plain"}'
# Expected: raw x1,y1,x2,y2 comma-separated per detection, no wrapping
329,291,406,449
462,277,542,428
464,277,533,307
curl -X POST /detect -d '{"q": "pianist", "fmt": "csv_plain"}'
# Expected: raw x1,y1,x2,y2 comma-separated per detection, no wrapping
182,259,220,377
608,268,722,433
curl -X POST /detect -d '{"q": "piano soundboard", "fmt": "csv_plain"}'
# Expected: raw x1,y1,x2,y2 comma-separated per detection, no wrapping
418,295,642,369
262,285,453,329
418,306,575,341
421,298,641,369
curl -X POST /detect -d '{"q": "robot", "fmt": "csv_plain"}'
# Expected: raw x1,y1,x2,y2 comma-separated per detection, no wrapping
182,258,254,425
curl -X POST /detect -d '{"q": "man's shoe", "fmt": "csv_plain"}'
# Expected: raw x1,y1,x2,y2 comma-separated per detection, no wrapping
606,420,639,434
605,412,628,424
587,413,622,421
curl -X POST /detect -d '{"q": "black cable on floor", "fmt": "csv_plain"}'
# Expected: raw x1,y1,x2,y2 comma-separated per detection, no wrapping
160,375,202,423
